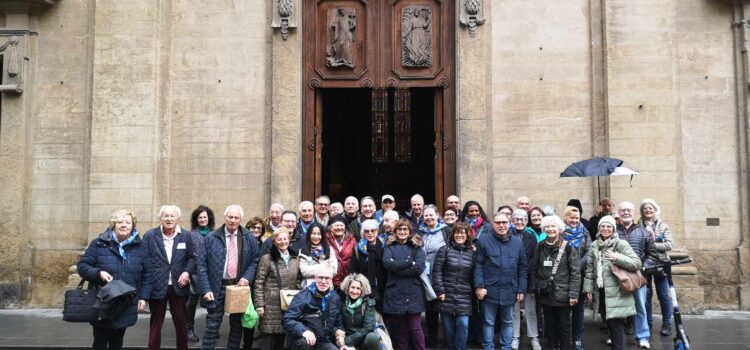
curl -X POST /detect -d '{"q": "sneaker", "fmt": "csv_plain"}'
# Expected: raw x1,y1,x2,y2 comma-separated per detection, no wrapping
606,338,612,345
511,338,520,350
660,324,672,336
574,340,583,350
531,337,542,350
639,339,651,349
187,329,199,342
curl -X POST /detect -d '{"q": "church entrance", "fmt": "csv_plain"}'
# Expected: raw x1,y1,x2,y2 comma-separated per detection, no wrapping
320,88,437,209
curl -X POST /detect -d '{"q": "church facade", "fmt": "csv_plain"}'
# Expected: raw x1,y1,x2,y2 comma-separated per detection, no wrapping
0,0,749,310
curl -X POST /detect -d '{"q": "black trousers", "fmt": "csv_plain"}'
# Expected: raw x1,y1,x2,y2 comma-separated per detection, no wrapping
425,301,440,345
290,336,339,350
542,304,572,350
92,326,126,350
598,287,626,350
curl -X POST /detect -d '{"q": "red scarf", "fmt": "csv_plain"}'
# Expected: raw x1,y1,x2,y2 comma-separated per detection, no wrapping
471,216,484,237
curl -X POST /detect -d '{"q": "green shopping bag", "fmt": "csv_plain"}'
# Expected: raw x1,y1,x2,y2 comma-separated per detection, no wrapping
241,292,258,328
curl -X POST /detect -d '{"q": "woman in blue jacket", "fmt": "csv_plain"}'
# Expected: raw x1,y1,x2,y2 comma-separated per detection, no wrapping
77,209,151,350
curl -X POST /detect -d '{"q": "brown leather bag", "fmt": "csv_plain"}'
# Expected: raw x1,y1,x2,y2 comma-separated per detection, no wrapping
610,263,646,292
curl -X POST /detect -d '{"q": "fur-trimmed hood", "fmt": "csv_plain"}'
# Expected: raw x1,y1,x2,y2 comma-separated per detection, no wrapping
386,232,423,247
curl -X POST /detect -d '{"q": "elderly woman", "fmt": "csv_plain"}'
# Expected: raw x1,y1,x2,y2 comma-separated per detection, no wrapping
418,204,449,346
77,209,150,350
584,216,642,350
562,206,591,350
254,227,301,350
432,222,475,350
509,209,540,350
186,205,215,343
337,273,385,350
246,216,270,245
530,215,580,350
348,219,387,312
330,202,344,217
327,215,357,288
299,224,338,288
639,198,674,336
383,219,427,350
459,200,492,239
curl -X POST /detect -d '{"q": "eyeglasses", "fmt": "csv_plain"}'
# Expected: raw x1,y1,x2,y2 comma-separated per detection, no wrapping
454,231,467,236
396,227,410,231
363,229,378,233
512,218,525,222
248,226,261,231
316,203,330,207
493,221,509,225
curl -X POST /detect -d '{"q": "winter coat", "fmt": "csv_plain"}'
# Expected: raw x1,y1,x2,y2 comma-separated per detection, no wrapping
529,241,580,307
141,226,196,299
261,225,307,255
327,231,357,287
432,242,475,315
474,232,528,305
342,296,377,347
348,239,388,312
405,211,424,231
563,225,592,273
418,222,449,277
254,247,301,334
639,219,673,262
298,245,338,288
188,229,208,288
349,216,376,241
582,237,641,320
510,226,538,265
382,234,427,315
196,225,261,308
77,229,151,330
617,223,655,261
283,284,344,341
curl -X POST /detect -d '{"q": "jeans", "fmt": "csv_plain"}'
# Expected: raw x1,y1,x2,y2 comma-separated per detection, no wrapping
513,296,538,339
571,293,585,342
481,301,514,350
633,286,650,341
442,312,470,350
646,271,673,327
541,305,571,350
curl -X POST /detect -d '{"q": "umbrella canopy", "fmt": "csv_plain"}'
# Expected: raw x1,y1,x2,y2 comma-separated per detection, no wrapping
560,157,638,177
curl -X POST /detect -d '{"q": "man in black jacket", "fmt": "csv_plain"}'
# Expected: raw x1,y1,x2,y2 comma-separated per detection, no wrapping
283,267,345,350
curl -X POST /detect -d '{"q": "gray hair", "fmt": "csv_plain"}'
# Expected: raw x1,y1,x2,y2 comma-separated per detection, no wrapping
299,201,313,211
361,219,380,234
223,204,244,219
423,204,439,215
511,209,528,220
411,194,424,204
618,201,635,211
540,215,565,232
269,203,284,211
360,196,376,206
158,205,181,218
313,264,334,278
339,273,373,296
383,210,399,221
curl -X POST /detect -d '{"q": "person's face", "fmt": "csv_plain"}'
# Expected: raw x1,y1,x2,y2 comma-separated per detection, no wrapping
602,200,615,214
361,200,376,218
160,209,179,231
544,223,560,240
249,223,264,238
447,196,460,211
642,204,656,220
618,205,634,225
347,280,363,300
273,232,290,251
225,208,242,233
423,209,437,227
500,208,512,218
315,199,330,215
453,228,468,245
315,274,332,292
467,205,480,219
512,216,527,230
345,199,358,215
383,216,396,232
517,199,531,211
269,207,282,224
599,223,614,239
565,212,580,228
444,210,457,224
363,227,378,242
330,204,343,216
411,200,424,216
530,210,543,226
299,204,314,222
281,214,297,231
331,222,346,237
197,211,209,227
492,215,509,236
114,215,133,241
309,228,322,245
382,200,395,211
396,225,411,242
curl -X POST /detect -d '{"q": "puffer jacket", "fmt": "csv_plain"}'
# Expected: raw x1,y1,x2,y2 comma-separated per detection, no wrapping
348,239,387,312
254,246,301,334
474,232,528,305
418,221,449,276
432,241,474,315
141,226,196,299
342,296,377,347
77,229,151,329
617,223,655,261
640,219,673,262
298,248,338,288
382,234,426,315
583,237,641,320
327,231,357,287
196,225,260,308
529,241,580,307
283,283,344,341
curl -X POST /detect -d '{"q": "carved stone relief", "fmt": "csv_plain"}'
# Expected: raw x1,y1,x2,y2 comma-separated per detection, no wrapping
272,0,298,40
0,36,22,93
459,0,485,38
326,8,356,68
402,6,432,68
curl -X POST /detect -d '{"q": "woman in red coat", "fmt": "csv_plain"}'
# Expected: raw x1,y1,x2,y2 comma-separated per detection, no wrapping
326,215,357,288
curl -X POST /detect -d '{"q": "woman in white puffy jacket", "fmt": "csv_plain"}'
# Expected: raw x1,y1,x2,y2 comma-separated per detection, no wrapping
298,224,338,287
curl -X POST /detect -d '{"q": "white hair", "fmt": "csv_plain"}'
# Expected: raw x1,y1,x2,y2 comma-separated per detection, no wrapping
269,203,284,211
224,204,244,219
361,219,380,233
411,194,424,204
511,209,528,220
313,264,334,278
299,201,313,211
540,215,565,232
383,210,399,221
618,201,635,211
158,205,181,218
516,196,530,204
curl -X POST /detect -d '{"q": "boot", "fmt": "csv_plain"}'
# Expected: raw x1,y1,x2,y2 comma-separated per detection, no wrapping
187,328,199,342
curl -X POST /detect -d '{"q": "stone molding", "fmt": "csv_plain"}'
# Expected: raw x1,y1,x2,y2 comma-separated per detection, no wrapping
0,0,58,15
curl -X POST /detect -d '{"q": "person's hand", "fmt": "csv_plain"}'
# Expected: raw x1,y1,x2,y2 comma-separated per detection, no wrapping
475,288,487,300
302,330,317,346
237,278,250,286
99,271,113,283
604,251,619,262
256,307,264,318
335,329,346,339
137,300,146,312
178,272,190,287
586,293,593,305
203,292,214,302
516,293,524,302
437,294,446,301
569,298,578,306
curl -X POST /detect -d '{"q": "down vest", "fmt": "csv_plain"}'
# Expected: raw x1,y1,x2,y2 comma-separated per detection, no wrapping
432,242,475,315
382,234,426,315
529,241,580,307
583,237,641,320
77,229,151,330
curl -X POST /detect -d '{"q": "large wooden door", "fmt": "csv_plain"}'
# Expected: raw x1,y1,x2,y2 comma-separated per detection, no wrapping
303,0,455,207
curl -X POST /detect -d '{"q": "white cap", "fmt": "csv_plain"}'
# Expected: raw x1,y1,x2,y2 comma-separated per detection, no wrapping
381,194,395,202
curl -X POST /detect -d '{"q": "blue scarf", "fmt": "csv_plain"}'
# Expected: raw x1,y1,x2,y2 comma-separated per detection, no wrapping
307,282,332,313
357,238,369,256
562,224,585,248
309,244,324,259
111,229,139,260
300,220,314,235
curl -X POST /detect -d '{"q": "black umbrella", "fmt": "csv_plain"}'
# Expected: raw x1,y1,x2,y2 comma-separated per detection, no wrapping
560,157,638,200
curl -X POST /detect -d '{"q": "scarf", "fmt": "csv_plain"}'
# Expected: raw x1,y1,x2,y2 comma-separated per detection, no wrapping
199,227,210,236
344,296,364,316
509,226,537,239
357,238,369,256
562,224,585,248
111,229,139,260
300,220,314,235
595,237,617,288
419,221,447,236
308,282,332,313
468,216,484,237
309,244,324,259
378,233,388,244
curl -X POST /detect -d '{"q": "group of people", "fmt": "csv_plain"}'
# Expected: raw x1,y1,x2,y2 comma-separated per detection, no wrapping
76,193,674,350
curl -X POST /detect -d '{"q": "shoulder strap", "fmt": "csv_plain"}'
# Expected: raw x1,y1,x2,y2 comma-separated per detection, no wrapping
550,240,568,277
274,260,283,291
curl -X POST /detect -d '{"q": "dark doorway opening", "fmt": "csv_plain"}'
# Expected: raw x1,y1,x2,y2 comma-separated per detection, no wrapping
321,88,436,210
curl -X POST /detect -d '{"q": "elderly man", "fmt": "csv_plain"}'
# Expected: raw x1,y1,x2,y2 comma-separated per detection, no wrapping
142,205,196,350
375,194,396,223
405,194,425,228
516,196,531,212
197,205,260,350
446,195,461,215
264,203,284,233
589,197,615,239
299,201,324,238
314,196,332,228
475,212,528,350
349,196,377,240
508,209,540,350
343,196,360,225
283,267,345,350
262,210,307,254
380,210,399,242
616,201,656,349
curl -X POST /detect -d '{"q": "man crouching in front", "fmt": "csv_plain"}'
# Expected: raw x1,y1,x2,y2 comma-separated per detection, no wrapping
283,266,345,350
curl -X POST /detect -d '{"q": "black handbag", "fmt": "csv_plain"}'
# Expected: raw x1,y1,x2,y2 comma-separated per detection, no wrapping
63,279,100,322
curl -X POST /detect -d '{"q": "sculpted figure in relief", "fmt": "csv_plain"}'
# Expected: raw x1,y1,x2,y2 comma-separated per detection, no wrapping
402,7,432,68
326,8,356,68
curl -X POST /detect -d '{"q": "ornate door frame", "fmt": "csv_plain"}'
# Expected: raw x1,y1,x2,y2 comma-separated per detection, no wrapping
302,0,455,208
